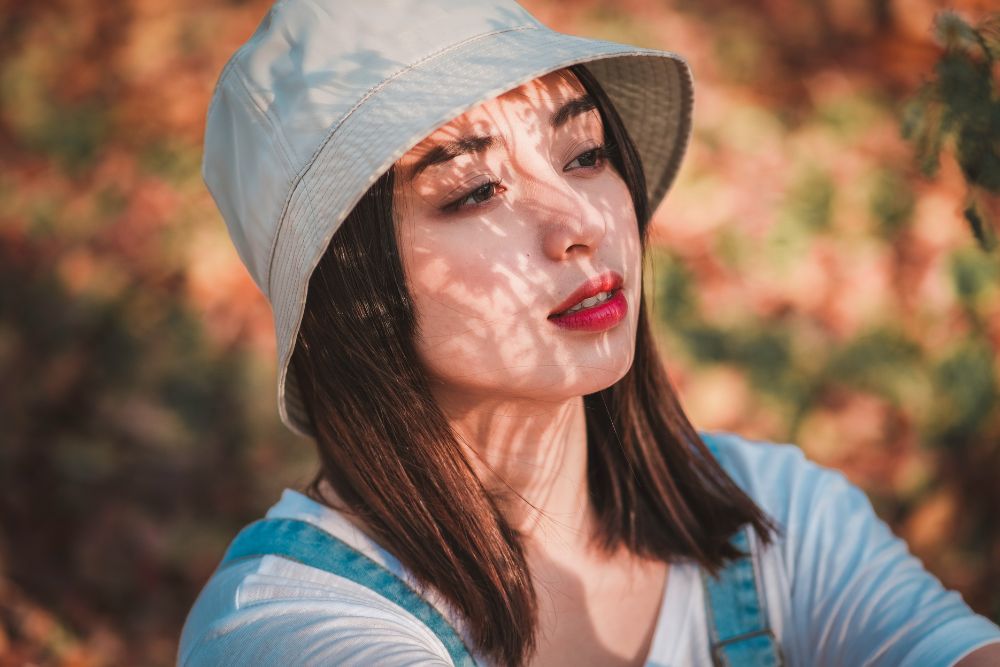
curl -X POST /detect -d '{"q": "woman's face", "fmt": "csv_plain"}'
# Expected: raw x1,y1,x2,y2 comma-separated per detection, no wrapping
393,68,642,413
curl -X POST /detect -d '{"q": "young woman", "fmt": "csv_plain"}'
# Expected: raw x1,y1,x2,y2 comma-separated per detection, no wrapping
179,0,1000,665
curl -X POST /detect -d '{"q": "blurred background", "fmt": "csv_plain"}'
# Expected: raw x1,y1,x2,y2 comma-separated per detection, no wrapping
1,0,998,664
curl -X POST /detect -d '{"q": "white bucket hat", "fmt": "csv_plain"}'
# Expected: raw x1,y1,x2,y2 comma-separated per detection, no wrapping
202,0,694,439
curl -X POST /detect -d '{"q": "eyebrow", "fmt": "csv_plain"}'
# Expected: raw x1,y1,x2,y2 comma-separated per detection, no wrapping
407,135,498,182
549,94,597,130
406,94,597,181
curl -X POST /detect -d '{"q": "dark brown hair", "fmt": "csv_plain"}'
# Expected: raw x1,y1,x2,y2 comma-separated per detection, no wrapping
290,64,775,666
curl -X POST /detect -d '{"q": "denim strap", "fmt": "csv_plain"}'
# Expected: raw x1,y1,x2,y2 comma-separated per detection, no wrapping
699,432,784,666
700,528,783,666
221,517,477,667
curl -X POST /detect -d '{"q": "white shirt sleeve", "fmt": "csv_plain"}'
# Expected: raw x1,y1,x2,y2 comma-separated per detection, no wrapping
179,560,457,667
181,602,454,666
709,431,1000,667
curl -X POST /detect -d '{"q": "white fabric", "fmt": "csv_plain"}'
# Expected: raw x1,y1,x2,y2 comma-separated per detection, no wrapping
177,430,1000,666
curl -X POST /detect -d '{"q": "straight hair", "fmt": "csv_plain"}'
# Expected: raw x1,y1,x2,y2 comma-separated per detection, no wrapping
290,64,775,667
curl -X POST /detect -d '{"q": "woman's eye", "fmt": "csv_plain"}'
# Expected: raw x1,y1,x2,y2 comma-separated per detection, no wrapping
444,180,505,213
565,145,608,171
467,182,497,204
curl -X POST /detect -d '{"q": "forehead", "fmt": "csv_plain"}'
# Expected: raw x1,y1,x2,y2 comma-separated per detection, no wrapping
406,69,588,149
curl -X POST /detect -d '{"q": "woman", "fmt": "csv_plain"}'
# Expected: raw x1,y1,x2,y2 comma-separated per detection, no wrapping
179,0,1000,665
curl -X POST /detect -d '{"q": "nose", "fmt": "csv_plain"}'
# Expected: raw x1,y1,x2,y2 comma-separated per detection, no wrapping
536,183,607,261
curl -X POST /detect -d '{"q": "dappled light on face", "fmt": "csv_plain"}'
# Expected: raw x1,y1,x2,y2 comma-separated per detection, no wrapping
393,69,642,415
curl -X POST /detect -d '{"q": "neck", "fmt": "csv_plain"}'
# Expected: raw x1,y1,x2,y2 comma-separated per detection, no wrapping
436,389,600,559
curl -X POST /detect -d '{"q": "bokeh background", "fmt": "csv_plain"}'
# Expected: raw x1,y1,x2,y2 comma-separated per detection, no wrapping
2,0,998,664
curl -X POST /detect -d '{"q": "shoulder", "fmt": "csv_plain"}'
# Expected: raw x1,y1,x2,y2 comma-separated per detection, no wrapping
697,428,1000,667
696,428,858,580
179,555,454,666
178,493,460,667
697,428,839,527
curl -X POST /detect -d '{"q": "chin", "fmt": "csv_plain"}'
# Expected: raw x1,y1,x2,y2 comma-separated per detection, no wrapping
557,343,636,398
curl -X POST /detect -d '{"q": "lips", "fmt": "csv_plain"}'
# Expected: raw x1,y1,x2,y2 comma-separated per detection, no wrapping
547,272,628,333
549,272,624,317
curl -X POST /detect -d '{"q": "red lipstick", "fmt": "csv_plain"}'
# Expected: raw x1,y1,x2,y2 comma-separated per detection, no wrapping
548,272,627,332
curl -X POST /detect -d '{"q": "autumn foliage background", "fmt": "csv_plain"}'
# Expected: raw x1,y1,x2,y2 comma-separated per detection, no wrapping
1,0,999,664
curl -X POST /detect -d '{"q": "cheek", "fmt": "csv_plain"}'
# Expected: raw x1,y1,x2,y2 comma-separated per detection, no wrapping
597,177,642,271
405,228,530,323
399,221,542,373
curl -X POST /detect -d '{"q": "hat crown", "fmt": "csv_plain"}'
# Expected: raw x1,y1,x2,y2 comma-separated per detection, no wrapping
202,0,541,295
242,0,541,167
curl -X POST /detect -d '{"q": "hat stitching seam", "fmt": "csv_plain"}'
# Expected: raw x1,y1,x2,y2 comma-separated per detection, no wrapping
227,64,300,299
226,65,316,299
201,43,260,196
263,24,542,296
202,42,298,297
203,42,254,133
230,63,299,178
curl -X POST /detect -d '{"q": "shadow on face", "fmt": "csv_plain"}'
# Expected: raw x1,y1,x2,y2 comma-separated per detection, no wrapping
392,68,643,421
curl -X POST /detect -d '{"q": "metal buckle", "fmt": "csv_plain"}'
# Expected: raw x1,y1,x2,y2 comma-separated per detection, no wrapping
711,628,784,666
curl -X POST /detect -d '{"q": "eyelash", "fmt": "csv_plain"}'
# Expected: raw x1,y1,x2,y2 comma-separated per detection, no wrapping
441,143,613,214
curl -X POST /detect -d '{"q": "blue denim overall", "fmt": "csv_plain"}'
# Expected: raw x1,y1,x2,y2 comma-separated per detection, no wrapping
220,443,784,666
